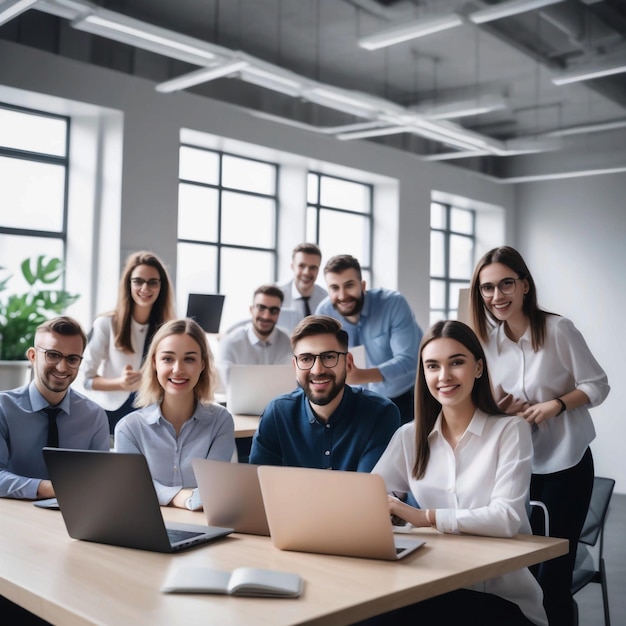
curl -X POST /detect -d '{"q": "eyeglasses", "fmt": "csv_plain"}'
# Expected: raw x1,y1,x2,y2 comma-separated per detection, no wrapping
35,346,83,369
294,351,348,370
479,277,522,298
254,303,281,316
130,278,161,289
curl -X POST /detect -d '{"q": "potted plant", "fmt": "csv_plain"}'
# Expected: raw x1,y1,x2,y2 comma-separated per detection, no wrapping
0,255,80,390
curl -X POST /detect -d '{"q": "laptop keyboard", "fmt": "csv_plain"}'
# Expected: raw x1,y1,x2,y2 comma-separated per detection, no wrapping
167,528,204,544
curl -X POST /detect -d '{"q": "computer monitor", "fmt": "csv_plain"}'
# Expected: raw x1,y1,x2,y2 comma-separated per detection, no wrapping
186,293,225,333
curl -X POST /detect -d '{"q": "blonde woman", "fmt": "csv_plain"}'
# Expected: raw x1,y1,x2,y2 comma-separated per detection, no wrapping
114,319,235,510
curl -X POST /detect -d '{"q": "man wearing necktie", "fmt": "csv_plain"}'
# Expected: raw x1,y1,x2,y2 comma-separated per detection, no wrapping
0,316,110,500
277,243,327,333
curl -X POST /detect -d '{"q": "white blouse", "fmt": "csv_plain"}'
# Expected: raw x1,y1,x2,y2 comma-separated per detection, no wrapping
483,314,609,474
373,411,547,626
77,315,149,411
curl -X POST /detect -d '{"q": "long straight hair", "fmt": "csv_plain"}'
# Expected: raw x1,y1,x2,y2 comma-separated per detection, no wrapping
112,251,176,352
469,246,551,352
412,320,502,479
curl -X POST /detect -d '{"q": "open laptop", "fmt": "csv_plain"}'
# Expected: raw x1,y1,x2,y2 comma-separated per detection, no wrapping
43,448,233,553
257,466,425,561
227,364,296,416
186,293,225,334
192,458,270,536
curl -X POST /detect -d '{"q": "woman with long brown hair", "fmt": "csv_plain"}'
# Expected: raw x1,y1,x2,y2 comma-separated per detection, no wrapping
80,251,176,433
469,246,609,626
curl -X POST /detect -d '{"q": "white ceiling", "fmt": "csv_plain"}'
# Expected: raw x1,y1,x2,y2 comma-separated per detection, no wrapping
2,0,626,180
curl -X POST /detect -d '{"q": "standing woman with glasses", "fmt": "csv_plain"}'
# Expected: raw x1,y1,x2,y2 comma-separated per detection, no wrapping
469,246,609,626
80,251,176,434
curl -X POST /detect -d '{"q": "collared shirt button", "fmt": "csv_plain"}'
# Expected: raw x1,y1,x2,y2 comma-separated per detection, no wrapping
324,450,330,456
326,423,331,428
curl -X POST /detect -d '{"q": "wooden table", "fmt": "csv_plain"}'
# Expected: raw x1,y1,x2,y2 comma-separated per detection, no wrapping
232,414,260,439
0,498,567,626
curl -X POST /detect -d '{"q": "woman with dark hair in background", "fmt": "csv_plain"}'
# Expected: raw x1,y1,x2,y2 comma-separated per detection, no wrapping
470,246,609,626
80,251,176,434
368,320,547,626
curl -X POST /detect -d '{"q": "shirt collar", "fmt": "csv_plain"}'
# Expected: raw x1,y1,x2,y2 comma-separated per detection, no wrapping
494,322,532,354
143,402,205,425
428,408,489,441
28,380,71,414
246,323,278,347
305,385,350,425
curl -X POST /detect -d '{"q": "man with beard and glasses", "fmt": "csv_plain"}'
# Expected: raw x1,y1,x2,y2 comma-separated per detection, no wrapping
217,284,292,386
0,316,110,500
316,255,422,424
248,316,400,471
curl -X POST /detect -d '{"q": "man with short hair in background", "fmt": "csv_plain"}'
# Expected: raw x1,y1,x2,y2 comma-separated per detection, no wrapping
276,243,327,333
0,316,110,500
217,284,292,386
316,254,422,424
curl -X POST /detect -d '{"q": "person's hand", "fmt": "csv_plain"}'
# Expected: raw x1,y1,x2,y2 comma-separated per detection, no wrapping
497,393,531,415
37,479,55,499
519,400,561,426
119,364,142,391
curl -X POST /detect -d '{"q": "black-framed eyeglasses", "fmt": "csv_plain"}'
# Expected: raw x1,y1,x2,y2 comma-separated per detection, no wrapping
479,277,522,298
294,351,348,370
35,346,83,369
254,303,281,316
130,278,161,289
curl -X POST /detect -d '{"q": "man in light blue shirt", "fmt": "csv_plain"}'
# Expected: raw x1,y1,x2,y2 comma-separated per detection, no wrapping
316,255,422,424
0,316,110,500
217,284,293,386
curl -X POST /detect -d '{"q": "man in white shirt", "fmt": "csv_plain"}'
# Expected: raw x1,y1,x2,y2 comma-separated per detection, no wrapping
217,285,292,385
277,243,327,333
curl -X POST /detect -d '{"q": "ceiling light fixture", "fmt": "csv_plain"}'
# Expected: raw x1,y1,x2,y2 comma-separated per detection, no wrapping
410,94,508,120
551,56,626,85
0,0,38,26
358,14,463,51
308,87,380,114
469,0,565,25
156,60,248,93
72,8,220,66
239,66,303,97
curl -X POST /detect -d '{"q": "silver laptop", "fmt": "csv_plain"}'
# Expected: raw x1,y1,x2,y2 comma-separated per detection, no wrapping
43,448,233,553
192,458,270,536
227,364,296,415
257,466,425,561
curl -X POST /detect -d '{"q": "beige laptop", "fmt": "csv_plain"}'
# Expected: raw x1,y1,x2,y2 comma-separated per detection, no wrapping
226,364,296,415
257,466,425,561
192,458,270,536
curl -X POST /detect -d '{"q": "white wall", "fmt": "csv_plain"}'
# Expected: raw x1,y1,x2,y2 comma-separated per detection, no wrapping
515,174,626,493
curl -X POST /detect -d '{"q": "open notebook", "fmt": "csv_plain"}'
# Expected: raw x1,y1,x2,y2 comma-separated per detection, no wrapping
257,465,425,561
43,448,233,553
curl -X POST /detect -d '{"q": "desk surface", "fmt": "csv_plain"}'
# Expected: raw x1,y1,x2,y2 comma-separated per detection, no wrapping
0,498,566,626
232,414,260,439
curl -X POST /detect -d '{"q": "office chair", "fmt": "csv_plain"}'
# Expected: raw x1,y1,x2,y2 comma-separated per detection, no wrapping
571,476,615,626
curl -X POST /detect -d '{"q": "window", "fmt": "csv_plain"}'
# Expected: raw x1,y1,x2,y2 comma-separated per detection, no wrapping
177,146,279,329
430,202,475,325
306,172,373,283
0,103,70,292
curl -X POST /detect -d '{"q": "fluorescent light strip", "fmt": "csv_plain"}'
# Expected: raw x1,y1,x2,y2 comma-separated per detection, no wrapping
309,88,379,112
358,14,463,50
412,94,508,120
543,119,626,138
469,0,565,24
337,126,412,140
156,60,248,93
239,66,303,97
72,9,218,66
552,58,626,85
0,0,39,26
